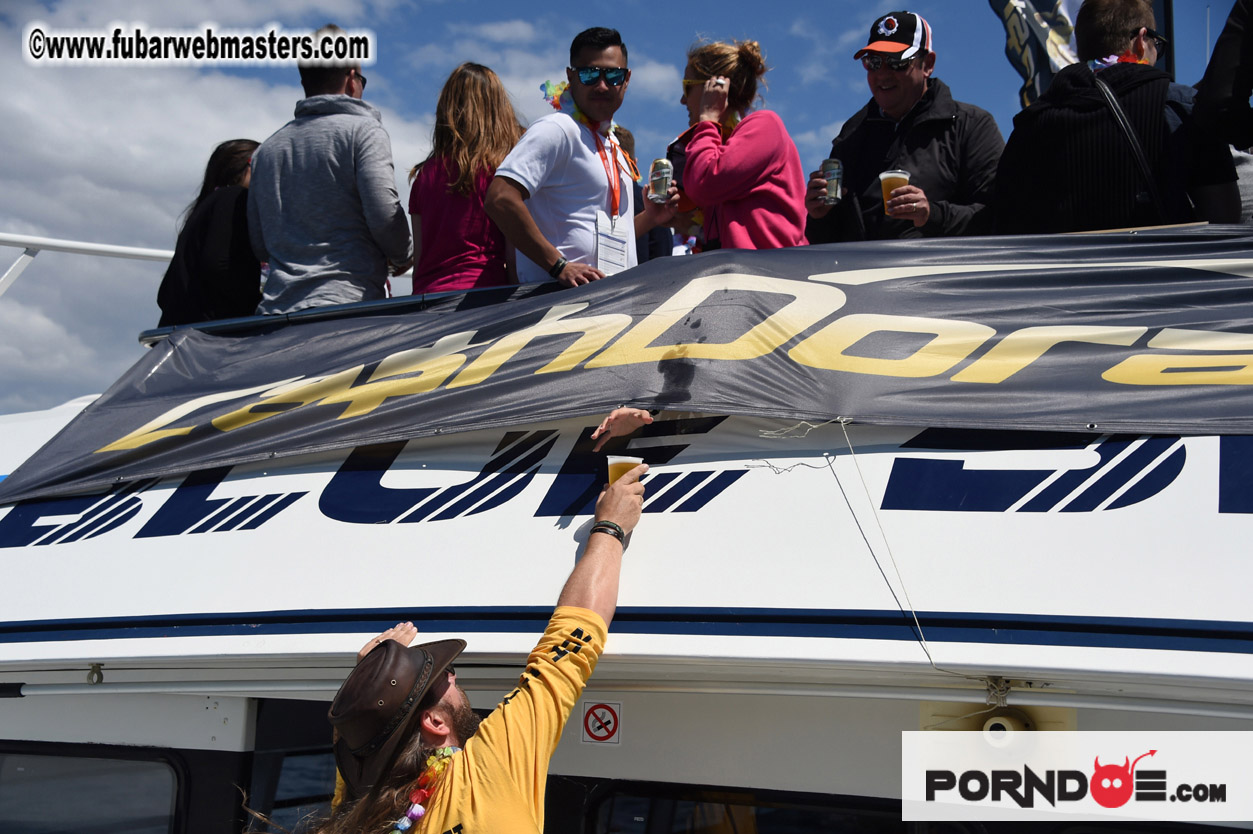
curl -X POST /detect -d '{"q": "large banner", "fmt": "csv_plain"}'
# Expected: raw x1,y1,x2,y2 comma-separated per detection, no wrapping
3,227,1253,503
989,0,1081,107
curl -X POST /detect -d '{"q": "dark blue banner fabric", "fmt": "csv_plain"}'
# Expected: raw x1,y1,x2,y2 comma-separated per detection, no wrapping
3,228,1253,503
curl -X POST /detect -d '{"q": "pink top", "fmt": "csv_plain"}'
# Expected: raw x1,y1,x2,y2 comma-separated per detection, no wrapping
408,159,508,293
682,110,809,250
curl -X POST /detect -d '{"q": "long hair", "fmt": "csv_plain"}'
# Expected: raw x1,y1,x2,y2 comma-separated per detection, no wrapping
411,63,523,195
686,39,769,114
311,731,435,834
179,139,258,232
308,682,453,834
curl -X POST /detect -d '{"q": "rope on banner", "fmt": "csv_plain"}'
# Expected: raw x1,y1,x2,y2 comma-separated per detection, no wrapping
832,419,997,691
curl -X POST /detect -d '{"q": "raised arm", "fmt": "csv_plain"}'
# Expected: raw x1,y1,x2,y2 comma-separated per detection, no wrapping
555,463,646,626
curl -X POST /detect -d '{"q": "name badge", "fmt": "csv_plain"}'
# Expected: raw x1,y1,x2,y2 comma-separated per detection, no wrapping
595,209,629,275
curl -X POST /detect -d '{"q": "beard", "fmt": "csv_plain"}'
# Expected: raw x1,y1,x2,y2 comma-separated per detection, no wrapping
449,686,482,744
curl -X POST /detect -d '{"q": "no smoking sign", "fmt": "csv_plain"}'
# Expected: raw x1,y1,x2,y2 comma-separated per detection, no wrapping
581,701,621,744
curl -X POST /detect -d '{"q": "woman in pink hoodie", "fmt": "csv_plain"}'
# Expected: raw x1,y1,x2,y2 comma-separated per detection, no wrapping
675,40,808,250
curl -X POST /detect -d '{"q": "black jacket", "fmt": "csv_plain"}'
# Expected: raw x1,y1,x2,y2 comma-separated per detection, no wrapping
994,62,1232,234
157,185,262,327
806,78,1004,242
1195,0,1253,149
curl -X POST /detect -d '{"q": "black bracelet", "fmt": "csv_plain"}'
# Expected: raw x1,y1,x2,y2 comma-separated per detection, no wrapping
590,521,625,542
548,257,568,279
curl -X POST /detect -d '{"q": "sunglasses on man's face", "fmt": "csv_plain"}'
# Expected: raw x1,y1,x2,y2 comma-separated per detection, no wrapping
861,54,918,72
570,66,628,87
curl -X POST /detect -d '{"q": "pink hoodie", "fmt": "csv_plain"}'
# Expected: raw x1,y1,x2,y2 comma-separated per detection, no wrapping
683,109,809,250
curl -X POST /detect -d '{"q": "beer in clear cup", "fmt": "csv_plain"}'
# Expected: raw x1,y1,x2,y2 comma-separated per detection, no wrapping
607,455,644,484
879,169,910,215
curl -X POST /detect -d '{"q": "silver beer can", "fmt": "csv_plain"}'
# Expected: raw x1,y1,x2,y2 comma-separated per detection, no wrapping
648,158,673,204
820,158,843,205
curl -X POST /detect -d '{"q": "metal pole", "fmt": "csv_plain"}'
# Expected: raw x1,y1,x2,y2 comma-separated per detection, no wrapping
0,248,38,299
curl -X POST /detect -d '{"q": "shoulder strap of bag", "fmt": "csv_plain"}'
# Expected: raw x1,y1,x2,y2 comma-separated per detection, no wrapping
1093,72,1167,222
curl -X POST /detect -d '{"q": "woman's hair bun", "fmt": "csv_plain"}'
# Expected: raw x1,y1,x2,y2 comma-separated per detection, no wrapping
737,40,767,77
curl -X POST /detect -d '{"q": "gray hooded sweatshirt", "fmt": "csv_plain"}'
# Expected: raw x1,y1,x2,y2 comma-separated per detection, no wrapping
249,95,412,314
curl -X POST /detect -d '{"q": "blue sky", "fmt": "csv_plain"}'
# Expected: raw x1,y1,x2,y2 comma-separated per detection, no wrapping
0,0,1234,412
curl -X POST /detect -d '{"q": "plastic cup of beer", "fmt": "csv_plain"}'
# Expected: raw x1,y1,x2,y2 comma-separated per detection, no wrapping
879,169,911,215
607,455,644,484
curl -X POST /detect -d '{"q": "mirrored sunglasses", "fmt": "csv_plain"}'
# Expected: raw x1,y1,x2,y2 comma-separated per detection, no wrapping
571,66,628,86
861,53,917,72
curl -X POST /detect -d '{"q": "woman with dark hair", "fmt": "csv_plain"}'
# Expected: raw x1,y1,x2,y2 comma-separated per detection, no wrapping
408,63,524,293
156,139,262,326
671,40,807,250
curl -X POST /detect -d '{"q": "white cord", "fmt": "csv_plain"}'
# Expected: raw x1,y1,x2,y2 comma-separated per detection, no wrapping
833,419,991,688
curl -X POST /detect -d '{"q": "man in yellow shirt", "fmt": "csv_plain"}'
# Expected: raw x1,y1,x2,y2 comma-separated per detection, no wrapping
322,410,651,834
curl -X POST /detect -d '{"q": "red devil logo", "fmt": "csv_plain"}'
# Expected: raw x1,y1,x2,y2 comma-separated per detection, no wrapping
1090,750,1156,808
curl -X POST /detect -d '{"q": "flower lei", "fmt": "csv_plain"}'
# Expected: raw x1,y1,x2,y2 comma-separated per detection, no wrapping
1088,49,1149,72
540,80,641,181
541,79,616,138
389,746,459,832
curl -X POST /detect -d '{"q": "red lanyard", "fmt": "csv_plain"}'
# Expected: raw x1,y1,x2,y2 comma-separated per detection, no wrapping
588,124,621,219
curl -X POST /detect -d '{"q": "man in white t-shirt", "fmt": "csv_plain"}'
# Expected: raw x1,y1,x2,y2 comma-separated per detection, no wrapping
486,27,677,287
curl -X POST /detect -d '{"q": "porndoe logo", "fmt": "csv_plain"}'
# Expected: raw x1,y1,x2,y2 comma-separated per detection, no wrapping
903,732,1250,822
925,749,1226,810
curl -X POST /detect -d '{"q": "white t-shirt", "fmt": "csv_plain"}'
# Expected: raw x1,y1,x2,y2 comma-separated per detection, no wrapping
495,112,637,284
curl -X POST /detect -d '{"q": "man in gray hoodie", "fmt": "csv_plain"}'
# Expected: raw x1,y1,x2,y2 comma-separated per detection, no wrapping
249,41,412,314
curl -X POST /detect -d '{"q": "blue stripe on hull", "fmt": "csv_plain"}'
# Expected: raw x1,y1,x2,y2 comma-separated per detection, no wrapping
0,608,1251,655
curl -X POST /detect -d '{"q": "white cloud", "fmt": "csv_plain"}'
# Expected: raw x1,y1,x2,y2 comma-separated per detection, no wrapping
0,268,151,413
0,10,434,412
626,60,682,104
446,20,538,44
791,120,845,171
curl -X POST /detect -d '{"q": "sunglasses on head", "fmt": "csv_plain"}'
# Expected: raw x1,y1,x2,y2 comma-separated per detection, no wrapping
571,66,628,86
861,53,918,72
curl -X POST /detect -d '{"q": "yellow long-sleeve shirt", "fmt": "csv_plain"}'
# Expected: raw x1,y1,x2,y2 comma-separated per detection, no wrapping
417,606,607,834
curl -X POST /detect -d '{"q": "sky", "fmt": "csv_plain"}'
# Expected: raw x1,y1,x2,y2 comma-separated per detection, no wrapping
0,0,1231,414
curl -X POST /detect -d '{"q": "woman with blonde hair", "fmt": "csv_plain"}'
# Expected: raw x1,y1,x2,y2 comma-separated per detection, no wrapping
409,63,524,292
673,40,807,249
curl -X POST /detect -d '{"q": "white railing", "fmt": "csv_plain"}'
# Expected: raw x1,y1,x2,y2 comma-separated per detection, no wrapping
0,232,173,300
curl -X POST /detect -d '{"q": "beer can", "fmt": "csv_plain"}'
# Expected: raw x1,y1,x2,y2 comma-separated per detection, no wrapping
648,158,673,204
821,158,843,205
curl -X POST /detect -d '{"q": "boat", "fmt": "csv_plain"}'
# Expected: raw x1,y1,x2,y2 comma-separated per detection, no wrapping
2,226,1253,832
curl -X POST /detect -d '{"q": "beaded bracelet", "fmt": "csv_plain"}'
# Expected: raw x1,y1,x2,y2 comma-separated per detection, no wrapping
548,257,568,279
591,520,625,542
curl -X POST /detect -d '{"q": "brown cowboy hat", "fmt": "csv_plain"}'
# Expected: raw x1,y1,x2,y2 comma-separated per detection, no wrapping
328,636,465,799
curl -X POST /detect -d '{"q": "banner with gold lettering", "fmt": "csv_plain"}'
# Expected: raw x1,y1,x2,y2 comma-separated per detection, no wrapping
2,226,1252,503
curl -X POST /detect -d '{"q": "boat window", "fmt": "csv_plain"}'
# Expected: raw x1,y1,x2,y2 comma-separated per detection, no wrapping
0,752,176,833
593,786,904,834
262,751,336,833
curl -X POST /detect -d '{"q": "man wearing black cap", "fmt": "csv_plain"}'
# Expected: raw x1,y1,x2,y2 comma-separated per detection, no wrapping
805,11,1004,241
322,418,649,834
